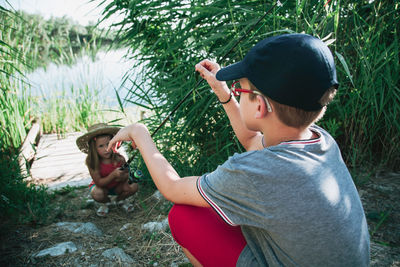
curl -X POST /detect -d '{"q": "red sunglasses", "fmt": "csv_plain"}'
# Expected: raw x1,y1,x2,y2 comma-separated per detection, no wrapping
230,81,262,97
231,81,272,112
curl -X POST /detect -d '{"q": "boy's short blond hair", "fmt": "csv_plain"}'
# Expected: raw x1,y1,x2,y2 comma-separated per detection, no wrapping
249,82,337,128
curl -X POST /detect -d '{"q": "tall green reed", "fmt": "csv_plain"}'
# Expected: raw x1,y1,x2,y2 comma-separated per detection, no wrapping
0,80,32,151
0,6,114,228
331,1,400,167
1,8,115,151
38,84,106,134
0,8,30,153
0,8,48,230
0,150,52,233
100,0,399,173
5,11,109,70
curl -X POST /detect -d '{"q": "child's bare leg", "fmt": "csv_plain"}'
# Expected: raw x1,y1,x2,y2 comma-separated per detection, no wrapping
115,182,138,201
90,186,110,203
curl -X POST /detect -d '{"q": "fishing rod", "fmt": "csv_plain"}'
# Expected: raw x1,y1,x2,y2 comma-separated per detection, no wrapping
122,2,279,183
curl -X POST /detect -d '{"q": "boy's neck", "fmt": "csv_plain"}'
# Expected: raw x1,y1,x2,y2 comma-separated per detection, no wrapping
262,122,315,148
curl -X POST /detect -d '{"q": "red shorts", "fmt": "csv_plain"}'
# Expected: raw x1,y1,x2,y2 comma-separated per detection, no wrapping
168,204,247,267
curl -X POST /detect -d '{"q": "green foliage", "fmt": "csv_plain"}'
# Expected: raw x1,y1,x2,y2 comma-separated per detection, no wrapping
100,0,400,172
0,7,112,228
0,8,52,231
0,79,31,153
37,84,106,134
1,11,68,150
2,10,110,69
0,8,113,152
0,8,30,153
328,1,400,168
0,151,52,233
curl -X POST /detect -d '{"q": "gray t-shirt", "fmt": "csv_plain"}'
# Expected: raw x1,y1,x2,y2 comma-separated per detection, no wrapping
197,125,370,266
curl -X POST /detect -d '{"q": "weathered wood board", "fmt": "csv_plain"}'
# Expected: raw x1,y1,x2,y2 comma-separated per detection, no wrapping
30,132,92,190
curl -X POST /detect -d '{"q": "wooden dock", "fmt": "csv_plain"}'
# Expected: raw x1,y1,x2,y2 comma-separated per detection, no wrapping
30,132,91,190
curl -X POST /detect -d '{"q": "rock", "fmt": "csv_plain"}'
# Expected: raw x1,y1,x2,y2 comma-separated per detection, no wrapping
35,241,77,257
371,184,393,194
152,190,166,201
101,247,135,264
170,257,190,267
77,209,92,217
84,199,95,208
120,223,133,231
56,222,103,237
142,218,169,232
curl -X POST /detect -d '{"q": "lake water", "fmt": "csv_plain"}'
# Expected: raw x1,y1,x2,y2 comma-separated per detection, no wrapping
25,49,141,107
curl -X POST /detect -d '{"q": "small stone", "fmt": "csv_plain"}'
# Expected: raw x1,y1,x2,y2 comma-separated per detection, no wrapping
101,247,135,263
358,189,365,198
170,258,190,267
120,223,133,231
78,209,91,216
85,199,95,207
56,222,103,236
35,241,77,257
152,190,166,201
142,218,169,232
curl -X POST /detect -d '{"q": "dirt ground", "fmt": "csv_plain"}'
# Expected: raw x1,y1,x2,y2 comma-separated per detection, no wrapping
0,171,399,266
358,171,400,266
0,182,189,267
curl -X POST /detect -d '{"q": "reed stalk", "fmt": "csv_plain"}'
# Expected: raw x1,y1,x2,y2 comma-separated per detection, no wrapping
99,0,399,173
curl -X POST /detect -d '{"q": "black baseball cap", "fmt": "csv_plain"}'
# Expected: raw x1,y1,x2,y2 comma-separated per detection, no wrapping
216,33,339,111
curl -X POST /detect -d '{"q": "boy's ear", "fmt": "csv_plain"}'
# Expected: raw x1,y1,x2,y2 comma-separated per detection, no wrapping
255,95,269,119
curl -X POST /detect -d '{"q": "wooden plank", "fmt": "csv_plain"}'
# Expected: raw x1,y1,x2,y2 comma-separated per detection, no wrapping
31,156,86,168
19,122,41,161
35,150,86,160
31,164,89,178
19,121,41,179
30,132,91,187
32,168,89,179
36,134,83,150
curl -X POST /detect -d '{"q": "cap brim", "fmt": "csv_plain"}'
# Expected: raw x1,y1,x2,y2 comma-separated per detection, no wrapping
216,61,246,81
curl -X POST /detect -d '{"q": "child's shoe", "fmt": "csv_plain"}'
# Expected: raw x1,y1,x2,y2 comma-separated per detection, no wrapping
109,195,118,206
96,203,109,217
118,199,134,213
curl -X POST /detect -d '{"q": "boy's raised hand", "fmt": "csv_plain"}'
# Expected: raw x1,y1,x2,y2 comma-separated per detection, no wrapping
195,59,231,101
107,123,150,152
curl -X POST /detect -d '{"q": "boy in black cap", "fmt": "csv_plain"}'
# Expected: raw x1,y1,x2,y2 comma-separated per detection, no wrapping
108,34,370,266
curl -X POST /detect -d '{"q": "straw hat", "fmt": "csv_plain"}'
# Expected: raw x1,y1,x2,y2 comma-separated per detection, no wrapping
76,123,120,153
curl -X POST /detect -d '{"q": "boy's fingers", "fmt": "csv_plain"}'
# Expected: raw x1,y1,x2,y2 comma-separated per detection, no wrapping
131,141,137,150
107,138,117,152
195,64,212,79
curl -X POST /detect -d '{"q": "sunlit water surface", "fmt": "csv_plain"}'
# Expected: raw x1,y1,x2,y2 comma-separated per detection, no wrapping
25,49,140,107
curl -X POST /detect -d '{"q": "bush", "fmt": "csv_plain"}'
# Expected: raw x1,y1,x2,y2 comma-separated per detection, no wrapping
0,151,52,233
100,0,399,173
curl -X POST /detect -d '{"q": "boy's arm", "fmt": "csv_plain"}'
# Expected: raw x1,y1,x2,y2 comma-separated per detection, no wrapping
108,124,209,207
195,59,262,151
